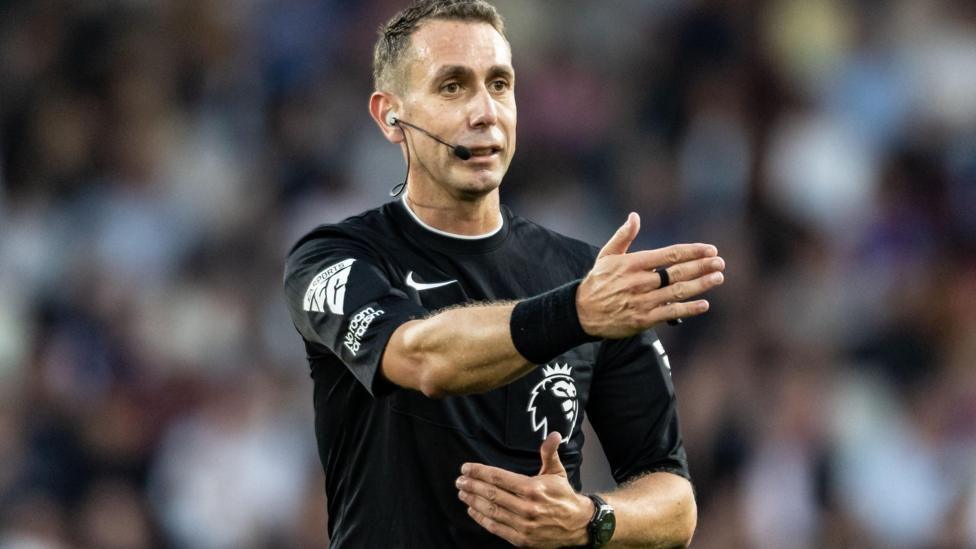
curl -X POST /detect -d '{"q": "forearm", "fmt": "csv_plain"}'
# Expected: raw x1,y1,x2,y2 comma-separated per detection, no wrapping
602,472,697,548
379,235,725,399
382,302,535,397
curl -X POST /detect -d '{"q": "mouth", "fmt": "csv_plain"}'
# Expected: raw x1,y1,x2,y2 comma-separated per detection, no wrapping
464,145,502,159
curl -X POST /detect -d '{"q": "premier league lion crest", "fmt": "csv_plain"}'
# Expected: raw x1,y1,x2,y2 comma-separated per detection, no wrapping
527,363,578,445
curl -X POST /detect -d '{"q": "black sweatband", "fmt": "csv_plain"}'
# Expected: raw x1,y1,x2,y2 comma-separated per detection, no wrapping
510,280,600,364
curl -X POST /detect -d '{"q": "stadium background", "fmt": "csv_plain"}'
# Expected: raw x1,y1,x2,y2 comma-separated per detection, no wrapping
2,0,975,547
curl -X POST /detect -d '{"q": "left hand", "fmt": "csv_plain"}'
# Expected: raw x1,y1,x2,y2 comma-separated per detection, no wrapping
457,432,594,548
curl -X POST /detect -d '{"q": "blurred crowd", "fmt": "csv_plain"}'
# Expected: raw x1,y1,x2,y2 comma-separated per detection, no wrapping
2,0,975,547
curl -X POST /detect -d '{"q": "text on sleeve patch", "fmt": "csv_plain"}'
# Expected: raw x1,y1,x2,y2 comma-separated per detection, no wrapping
304,258,356,314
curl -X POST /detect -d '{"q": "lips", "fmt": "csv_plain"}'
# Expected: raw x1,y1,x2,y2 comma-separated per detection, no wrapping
465,146,501,157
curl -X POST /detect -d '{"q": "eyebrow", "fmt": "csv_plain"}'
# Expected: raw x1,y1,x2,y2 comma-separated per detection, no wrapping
487,65,515,81
431,64,515,83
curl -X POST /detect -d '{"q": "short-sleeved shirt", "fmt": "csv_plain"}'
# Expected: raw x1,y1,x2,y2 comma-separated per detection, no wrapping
283,197,689,548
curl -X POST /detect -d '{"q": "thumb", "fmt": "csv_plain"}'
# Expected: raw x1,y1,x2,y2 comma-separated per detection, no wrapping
538,432,567,477
597,212,640,259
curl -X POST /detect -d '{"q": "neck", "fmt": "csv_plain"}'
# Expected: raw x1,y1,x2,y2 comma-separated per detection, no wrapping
403,184,502,237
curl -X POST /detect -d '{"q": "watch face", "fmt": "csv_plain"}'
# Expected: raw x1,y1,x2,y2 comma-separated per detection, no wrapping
595,511,615,545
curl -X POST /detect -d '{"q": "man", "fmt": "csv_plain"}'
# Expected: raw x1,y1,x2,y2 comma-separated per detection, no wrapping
283,1,725,546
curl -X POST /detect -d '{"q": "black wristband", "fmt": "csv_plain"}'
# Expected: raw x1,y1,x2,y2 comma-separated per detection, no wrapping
510,280,599,364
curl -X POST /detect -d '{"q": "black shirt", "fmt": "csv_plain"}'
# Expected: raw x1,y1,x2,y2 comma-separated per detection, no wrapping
283,198,689,548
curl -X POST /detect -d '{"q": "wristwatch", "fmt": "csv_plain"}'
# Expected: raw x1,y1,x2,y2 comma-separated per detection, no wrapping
586,493,615,548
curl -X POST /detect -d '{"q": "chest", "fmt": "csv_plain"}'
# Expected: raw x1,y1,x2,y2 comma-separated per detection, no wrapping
380,240,583,306
377,244,599,458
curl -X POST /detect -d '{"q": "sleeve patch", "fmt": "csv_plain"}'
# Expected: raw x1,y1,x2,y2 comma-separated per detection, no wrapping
343,307,385,355
303,258,356,314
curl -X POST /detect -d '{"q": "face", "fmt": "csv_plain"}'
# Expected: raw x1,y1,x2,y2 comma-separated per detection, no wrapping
398,20,516,198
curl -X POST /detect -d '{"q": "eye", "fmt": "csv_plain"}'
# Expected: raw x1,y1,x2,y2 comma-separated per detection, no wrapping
490,79,510,93
441,81,461,95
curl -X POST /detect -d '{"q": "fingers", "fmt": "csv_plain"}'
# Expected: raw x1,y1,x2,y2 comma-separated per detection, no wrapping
660,256,725,288
538,432,565,476
662,270,724,303
628,243,718,272
461,463,532,497
580,239,724,338
631,269,723,310
460,459,591,547
597,212,640,259
627,256,725,293
622,268,723,325
649,299,711,324
456,469,542,547
457,475,534,517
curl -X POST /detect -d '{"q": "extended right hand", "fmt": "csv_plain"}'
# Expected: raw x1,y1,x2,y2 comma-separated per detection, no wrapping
576,213,725,339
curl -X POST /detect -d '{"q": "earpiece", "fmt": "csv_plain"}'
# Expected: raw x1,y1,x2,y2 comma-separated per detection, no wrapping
386,112,399,126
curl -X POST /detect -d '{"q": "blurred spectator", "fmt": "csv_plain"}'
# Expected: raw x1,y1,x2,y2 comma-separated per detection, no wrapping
148,373,313,548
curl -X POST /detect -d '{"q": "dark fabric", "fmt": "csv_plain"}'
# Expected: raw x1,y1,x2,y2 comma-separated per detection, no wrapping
510,279,599,364
282,198,689,548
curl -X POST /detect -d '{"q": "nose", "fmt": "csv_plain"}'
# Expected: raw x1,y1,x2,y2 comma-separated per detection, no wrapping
468,85,498,128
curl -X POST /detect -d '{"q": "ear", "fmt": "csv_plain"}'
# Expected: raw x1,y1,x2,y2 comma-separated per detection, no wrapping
369,91,404,144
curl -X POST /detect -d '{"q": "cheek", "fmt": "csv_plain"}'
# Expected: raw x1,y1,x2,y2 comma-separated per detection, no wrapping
505,120,516,157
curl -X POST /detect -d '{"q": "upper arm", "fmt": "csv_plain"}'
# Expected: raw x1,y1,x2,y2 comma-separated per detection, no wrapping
585,331,690,484
282,237,428,395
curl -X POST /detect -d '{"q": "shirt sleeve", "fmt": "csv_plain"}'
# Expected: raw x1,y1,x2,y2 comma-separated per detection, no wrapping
585,330,690,484
283,235,428,396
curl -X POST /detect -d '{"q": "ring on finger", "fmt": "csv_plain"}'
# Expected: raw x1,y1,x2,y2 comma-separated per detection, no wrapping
654,267,684,326
655,267,670,288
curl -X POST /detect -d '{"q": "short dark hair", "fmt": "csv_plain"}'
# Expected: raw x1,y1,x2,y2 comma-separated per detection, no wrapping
373,0,506,93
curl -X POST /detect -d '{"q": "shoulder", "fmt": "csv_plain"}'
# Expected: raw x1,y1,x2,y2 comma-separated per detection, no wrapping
287,204,392,259
283,204,402,287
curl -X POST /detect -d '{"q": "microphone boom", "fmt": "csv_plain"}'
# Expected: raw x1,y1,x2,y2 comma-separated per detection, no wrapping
394,118,471,160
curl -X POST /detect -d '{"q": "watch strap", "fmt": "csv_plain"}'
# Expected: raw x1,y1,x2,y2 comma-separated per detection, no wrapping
587,493,607,520
586,493,611,548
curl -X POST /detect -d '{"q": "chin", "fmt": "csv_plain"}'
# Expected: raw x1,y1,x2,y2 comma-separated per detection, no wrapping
449,168,503,197
456,184,499,200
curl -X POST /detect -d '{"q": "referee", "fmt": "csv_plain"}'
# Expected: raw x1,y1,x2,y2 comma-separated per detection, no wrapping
283,1,725,547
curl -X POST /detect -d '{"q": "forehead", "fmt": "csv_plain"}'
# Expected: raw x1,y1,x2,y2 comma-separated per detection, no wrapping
406,20,512,83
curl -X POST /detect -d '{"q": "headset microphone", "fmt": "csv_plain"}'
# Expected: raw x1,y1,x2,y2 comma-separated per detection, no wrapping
388,114,472,160
386,113,474,197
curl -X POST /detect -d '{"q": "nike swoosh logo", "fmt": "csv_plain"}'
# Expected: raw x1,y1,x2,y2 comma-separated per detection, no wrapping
405,271,458,292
